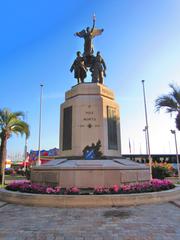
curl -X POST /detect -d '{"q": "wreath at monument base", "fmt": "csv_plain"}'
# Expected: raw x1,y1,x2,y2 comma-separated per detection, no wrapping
82,140,103,160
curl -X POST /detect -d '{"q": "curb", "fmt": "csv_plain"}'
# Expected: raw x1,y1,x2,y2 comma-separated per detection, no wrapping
0,186,179,208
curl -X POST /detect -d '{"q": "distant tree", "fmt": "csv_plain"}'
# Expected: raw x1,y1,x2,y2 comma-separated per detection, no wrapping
0,108,30,185
155,84,180,131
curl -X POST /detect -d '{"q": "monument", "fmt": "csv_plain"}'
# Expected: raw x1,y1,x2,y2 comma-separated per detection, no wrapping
31,16,150,188
60,16,120,158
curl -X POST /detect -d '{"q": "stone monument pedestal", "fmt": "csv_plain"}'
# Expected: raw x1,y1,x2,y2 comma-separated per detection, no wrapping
31,83,150,187
31,159,150,188
59,83,121,158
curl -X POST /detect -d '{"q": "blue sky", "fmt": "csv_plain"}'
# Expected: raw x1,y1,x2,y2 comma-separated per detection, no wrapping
0,0,180,158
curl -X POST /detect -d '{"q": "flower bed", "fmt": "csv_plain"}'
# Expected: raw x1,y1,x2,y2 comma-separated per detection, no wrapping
94,179,175,194
5,179,175,195
6,180,80,195
152,162,177,179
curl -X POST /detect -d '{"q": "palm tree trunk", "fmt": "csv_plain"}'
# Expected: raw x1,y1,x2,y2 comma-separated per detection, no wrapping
0,134,7,185
176,111,180,131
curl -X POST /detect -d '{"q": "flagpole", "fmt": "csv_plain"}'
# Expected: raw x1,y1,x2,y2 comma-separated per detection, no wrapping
170,130,180,179
141,80,152,180
37,84,43,166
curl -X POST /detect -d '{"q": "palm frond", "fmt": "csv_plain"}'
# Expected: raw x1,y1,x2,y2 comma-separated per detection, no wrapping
13,111,25,118
155,95,177,112
155,83,180,131
0,108,11,125
169,84,180,106
8,113,22,126
9,120,30,138
0,108,30,138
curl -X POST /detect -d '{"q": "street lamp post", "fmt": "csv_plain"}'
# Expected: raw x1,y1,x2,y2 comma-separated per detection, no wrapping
143,126,148,155
141,80,152,180
170,130,180,179
37,84,44,166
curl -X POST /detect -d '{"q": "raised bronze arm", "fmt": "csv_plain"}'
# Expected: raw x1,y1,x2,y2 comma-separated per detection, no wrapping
91,14,96,32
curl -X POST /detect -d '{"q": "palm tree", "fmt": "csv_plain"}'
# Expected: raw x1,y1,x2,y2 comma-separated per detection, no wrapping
155,84,180,130
0,108,30,185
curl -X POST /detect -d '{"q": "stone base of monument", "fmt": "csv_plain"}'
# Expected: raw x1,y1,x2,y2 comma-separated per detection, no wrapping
31,159,150,188
31,84,150,188
59,83,121,158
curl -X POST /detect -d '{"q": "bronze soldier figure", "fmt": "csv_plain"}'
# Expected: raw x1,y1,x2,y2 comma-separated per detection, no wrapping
71,16,107,84
90,51,106,84
70,51,87,84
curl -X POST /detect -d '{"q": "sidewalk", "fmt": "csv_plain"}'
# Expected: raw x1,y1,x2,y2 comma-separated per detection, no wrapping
0,201,179,240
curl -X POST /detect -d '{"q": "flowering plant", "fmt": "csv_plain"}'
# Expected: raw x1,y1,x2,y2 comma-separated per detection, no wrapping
151,162,177,179
6,181,62,194
94,179,175,195
93,186,110,194
6,181,80,195
6,179,175,195
46,186,61,194
66,186,80,195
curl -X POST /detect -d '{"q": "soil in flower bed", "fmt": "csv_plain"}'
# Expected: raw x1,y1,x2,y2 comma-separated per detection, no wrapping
5,179,175,195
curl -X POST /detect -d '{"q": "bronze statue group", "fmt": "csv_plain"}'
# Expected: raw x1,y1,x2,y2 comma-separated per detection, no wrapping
70,16,106,84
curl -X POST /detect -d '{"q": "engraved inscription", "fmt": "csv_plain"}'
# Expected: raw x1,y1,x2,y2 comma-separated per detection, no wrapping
86,111,93,114
83,117,96,121
79,106,100,128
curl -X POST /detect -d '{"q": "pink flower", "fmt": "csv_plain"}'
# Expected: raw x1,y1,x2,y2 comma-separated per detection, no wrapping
94,186,104,193
46,187,56,194
70,187,80,193
54,186,61,193
113,184,119,193
121,184,131,192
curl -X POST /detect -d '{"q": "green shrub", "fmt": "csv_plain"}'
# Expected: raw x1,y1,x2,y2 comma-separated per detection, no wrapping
152,166,170,179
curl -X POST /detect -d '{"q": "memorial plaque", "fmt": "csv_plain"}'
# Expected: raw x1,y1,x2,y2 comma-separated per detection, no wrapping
107,106,118,150
63,106,72,150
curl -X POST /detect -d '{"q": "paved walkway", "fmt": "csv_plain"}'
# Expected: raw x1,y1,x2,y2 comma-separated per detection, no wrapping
0,201,179,240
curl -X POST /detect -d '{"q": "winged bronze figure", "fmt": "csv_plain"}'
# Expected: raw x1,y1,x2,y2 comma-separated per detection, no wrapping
75,15,104,56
